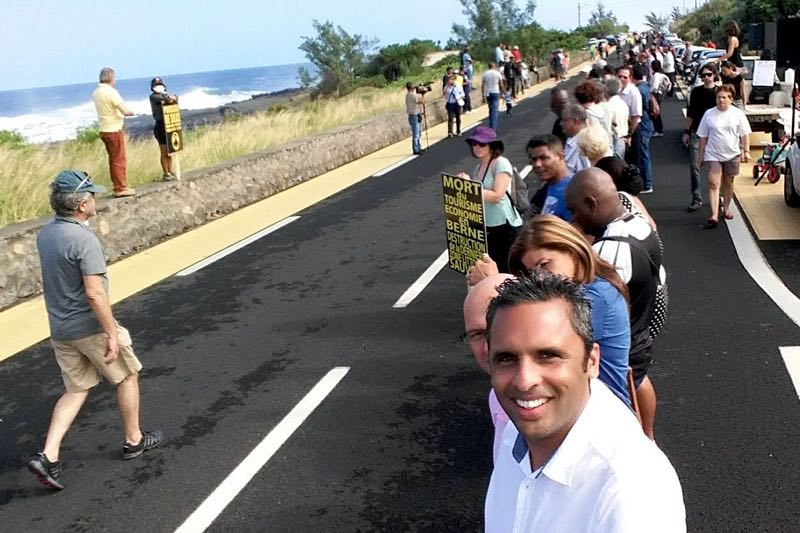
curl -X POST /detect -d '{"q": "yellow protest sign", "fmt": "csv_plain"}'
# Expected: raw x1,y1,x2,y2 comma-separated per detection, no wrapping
162,103,183,154
442,173,487,274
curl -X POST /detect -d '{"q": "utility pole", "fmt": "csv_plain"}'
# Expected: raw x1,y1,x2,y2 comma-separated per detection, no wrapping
578,2,588,28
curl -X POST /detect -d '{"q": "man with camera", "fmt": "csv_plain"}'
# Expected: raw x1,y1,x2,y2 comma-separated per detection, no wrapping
405,81,427,155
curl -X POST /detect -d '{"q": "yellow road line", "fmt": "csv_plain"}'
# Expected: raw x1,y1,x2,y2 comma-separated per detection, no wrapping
0,64,587,362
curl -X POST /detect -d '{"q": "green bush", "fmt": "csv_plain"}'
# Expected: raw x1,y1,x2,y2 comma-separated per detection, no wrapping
0,130,27,149
75,125,100,144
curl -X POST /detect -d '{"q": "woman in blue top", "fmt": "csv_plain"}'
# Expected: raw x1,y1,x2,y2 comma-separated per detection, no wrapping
459,126,523,273
507,215,633,407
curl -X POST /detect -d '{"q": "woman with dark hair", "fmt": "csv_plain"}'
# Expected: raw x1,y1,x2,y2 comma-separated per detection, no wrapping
469,214,632,407
458,126,523,272
596,156,656,230
721,20,744,73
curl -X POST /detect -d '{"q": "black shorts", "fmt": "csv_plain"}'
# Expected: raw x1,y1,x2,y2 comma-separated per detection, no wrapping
629,345,653,387
153,121,167,145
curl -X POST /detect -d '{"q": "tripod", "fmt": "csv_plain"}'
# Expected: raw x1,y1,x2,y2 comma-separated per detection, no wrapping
422,102,430,151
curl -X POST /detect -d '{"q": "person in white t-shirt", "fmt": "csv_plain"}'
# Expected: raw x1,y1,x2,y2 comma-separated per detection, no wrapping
482,63,505,131
696,84,751,229
484,273,685,533
604,77,630,158
617,66,642,153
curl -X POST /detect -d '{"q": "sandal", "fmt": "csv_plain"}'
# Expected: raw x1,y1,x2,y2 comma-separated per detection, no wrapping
724,211,734,220
701,218,719,229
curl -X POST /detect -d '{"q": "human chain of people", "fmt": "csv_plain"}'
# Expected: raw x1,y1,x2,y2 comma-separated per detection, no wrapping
6,17,800,533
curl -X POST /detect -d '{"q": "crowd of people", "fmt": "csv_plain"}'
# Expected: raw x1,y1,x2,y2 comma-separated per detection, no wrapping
29,31,752,531
448,29,761,529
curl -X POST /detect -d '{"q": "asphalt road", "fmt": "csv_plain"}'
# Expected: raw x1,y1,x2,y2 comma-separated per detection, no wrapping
1,73,800,533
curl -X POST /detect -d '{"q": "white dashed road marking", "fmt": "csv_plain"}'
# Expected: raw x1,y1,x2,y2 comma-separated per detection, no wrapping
174,366,351,533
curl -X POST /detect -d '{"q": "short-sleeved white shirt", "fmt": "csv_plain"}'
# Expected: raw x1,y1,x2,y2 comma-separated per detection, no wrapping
620,83,642,119
482,69,503,96
607,95,630,137
696,106,752,162
485,380,686,533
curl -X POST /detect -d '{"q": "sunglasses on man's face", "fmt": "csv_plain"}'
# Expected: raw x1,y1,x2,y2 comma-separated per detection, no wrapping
700,72,714,78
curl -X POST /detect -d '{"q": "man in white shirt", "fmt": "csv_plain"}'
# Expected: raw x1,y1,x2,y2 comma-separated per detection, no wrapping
604,77,630,158
617,65,642,155
662,45,676,96
561,104,591,174
482,63,505,131
484,273,686,533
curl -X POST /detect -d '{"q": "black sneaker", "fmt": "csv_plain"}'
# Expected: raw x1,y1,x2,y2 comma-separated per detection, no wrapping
123,430,164,460
687,200,702,212
28,452,64,490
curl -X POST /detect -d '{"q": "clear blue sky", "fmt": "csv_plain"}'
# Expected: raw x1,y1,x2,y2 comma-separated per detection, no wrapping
1,0,680,91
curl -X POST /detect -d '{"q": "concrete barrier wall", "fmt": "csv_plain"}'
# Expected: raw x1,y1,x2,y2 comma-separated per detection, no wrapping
0,54,590,311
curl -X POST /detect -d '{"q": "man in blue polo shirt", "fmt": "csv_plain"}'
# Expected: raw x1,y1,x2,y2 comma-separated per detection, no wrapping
526,134,572,221
28,170,163,491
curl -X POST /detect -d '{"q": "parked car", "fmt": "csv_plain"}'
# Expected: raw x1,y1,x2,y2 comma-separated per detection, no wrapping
785,135,800,207
683,49,725,79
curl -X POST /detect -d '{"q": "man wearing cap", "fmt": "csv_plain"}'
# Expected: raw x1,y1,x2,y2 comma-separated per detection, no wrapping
28,170,163,491
149,77,178,181
92,67,136,197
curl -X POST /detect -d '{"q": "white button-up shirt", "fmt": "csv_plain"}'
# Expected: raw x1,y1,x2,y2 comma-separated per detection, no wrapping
485,380,686,533
620,83,643,119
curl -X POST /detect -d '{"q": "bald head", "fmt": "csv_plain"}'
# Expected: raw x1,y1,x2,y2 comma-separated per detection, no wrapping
565,168,624,235
550,88,570,114
464,274,514,374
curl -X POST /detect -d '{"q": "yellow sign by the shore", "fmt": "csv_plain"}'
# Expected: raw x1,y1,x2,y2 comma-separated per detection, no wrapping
441,173,486,274
162,103,183,154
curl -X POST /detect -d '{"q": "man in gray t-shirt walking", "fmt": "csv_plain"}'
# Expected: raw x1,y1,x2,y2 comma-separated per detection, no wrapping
28,170,163,491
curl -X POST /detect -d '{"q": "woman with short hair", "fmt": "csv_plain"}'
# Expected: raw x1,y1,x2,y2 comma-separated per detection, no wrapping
696,84,752,229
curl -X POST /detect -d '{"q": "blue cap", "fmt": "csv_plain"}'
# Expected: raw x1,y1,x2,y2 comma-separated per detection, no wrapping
52,170,107,194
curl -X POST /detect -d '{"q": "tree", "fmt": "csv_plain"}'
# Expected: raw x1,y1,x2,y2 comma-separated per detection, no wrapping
298,20,377,96
586,2,619,37
644,12,669,32
366,40,439,82
451,0,535,48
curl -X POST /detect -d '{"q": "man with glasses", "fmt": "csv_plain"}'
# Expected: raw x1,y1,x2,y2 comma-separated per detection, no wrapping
682,65,719,212
28,170,163,491
463,273,514,462
616,66,641,162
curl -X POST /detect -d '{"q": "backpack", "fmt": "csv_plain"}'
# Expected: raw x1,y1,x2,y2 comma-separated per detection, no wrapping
509,166,531,218
595,234,669,339
657,74,672,96
478,160,530,219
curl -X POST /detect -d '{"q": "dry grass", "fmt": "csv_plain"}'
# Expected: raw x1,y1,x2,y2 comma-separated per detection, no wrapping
0,85,428,227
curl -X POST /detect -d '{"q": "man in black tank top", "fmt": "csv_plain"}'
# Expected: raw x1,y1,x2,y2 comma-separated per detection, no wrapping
565,168,662,440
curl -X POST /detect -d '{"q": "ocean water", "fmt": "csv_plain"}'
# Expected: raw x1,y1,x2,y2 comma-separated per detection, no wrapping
0,63,312,143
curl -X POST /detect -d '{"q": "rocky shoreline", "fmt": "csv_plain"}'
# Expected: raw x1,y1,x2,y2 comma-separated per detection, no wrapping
125,87,309,139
